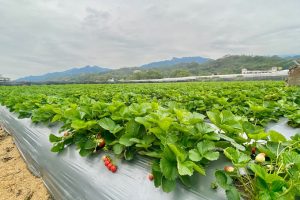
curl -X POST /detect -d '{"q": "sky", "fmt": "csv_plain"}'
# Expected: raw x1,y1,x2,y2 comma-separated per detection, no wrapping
0,0,300,79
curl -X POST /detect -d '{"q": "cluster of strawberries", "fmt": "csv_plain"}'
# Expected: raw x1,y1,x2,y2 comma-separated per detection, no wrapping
102,156,117,173
224,147,267,173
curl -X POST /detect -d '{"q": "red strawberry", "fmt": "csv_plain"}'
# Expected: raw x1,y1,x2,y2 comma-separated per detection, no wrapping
104,160,110,166
110,165,117,173
251,147,256,154
148,174,154,181
98,139,105,148
107,163,113,169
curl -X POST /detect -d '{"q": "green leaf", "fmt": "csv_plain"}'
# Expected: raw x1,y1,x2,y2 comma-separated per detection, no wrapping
204,151,220,161
135,117,152,128
248,132,269,140
177,160,194,176
124,149,134,160
226,186,240,200
197,140,215,154
167,143,187,162
79,148,93,157
249,163,267,179
158,117,173,131
219,133,245,151
160,157,178,180
192,163,206,175
84,139,97,149
189,149,201,162
224,147,250,167
51,142,64,152
203,132,220,141
207,110,221,125
119,134,134,147
215,170,232,189
138,151,161,158
71,119,87,130
113,144,125,155
271,180,286,192
179,175,192,188
282,151,300,165
119,120,141,147
269,130,286,142
161,177,176,193
49,134,62,143
99,118,123,134
51,114,61,122
153,170,162,187
126,120,140,136
152,162,163,187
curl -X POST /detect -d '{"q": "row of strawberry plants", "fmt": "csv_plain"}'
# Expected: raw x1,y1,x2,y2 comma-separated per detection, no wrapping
0,82,300,199
0,82,299,127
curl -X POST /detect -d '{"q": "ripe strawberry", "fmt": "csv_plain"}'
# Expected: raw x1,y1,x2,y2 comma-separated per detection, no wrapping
255,153,266,163
224,166,235,172
251,147,256,154
107,163,113,169
110,165,117,173
104,160,110,166
98,139,105,148
148,174,154,181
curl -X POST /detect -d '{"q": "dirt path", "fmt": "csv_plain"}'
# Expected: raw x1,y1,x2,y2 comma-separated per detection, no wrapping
0,127,52,200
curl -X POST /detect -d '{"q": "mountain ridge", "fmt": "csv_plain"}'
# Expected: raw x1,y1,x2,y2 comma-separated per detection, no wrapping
141,56,211,68
16,65,111,82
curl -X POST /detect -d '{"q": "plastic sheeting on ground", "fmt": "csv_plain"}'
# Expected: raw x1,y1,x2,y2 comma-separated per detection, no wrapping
1,106,299,200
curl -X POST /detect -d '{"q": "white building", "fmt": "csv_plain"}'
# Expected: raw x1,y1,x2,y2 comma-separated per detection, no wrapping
0,74,10,83
241,67,278,74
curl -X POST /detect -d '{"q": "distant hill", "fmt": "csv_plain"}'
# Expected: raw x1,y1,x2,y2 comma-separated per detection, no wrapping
280,54,300,59
62,55,295,82
15,55,298,83
169,55,294,75
16,66,111,82
141,56,211,68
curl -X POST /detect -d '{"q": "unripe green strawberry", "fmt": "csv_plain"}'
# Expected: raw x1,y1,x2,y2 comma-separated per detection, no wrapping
102,155,107,161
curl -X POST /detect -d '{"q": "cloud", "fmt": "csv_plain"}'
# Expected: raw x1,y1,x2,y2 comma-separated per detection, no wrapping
0,0,299,79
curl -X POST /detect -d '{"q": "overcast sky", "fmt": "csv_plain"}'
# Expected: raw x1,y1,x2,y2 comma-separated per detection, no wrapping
0,0,300,79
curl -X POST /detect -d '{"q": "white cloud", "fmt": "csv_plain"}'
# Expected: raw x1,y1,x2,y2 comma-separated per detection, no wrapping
0,0,299,79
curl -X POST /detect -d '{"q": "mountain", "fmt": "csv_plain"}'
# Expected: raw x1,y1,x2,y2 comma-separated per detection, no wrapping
16,66,111,82
15,55,297,83
141,56,211,68
172,55,294,75
69,55,294,81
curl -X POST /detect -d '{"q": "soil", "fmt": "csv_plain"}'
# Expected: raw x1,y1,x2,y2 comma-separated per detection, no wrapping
0,127,52,200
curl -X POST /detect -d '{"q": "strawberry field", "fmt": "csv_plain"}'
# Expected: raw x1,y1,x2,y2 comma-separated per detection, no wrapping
1,81,300,199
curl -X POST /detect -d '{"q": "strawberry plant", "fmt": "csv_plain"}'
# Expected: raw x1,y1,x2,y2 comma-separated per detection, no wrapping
214,134,300,200
0,81,300,197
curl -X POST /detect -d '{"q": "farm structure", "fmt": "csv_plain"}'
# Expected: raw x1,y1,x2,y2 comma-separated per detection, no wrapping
288,60,300,86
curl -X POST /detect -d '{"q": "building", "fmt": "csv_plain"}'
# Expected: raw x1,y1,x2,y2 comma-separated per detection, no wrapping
107,78,115,82
0,74,10,83
288,60,300,86
241,67,278,74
